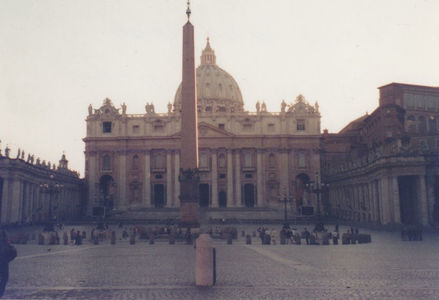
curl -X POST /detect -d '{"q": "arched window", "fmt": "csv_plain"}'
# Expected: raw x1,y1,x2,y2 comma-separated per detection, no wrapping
428,116,437,133
102,155,111,170
418,116,427,133
407,115,416,132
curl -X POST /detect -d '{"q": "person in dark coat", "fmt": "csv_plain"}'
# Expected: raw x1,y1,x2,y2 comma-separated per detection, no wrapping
303,228,310,245
0,229,16,297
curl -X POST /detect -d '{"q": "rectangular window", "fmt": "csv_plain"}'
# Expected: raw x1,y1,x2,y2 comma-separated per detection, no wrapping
298,153,306,168
219,173,226,179
103,122,112,133
267,123,275,132
297,120,305,131
243,124,253,131
218,124,225,130
133,125,140,133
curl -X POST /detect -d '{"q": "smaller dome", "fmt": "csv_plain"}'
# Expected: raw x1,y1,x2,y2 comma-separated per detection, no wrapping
174,38,244,113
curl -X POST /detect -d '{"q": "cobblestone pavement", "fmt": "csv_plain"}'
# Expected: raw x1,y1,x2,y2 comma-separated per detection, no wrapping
2,225,439,299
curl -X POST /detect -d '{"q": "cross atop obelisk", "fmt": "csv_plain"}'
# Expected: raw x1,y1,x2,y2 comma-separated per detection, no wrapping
179,0,199,226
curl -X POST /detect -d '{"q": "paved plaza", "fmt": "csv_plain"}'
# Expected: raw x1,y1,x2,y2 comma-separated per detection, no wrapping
2,224,439,299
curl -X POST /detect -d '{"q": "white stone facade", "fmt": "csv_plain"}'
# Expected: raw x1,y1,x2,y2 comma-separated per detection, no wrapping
84,41,322,216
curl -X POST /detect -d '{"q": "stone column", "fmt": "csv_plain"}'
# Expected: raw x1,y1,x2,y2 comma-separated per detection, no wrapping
391,177,401,224
417,175,429,225
10,178,21,223
166,151,172,207
279,150,289,206
211,152,218,208
234,150,241,207
426,175,435,224
1,178,9,224
119,153,127,209
380,177,391,225
227,151,234,208
257,150,264,207
174,152,180,208
144,151,151,207
87,154,98,215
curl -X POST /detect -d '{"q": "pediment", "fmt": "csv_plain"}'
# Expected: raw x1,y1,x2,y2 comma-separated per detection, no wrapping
170,122,234,138
198,122,234,137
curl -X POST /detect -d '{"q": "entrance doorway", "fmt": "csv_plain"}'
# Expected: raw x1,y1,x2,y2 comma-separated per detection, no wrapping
99,175,115,211
398,176,417,225
295,173,310,212
244,184,255,208
199,184,210,208
153,184,165,208
218,191,227,208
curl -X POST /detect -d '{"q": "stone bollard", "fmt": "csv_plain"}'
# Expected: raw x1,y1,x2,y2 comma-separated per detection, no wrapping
111,231,116,245
195,234,214,286
227,233,233,245
246,234,252,245
130,234,136,245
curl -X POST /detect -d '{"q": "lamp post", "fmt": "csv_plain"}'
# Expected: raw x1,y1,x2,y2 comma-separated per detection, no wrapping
306,172,329,218
281,193,293,227
39,174,63,224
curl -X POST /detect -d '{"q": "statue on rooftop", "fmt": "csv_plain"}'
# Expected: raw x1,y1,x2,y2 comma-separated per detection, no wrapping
281,100,287,113
121,102,127,115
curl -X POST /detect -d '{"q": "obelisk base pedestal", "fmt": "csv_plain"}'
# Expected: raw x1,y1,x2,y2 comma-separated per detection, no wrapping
179,168,199,228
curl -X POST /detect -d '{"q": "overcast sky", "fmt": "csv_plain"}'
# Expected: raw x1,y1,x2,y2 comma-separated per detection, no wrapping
1,0,438,175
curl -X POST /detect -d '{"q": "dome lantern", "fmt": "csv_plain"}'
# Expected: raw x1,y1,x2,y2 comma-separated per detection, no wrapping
200,37,216,66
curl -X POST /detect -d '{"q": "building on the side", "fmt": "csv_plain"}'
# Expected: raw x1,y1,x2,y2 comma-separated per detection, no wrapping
0,148,84,225
84,39,322,220
321,83,439,227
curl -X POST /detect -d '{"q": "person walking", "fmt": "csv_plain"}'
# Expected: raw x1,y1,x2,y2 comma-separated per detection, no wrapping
303,227,310,245
0,229,17,297
270,229,277,245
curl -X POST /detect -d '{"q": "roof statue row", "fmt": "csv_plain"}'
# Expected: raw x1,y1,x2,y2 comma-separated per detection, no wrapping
0,142,77,176
87,38,319,118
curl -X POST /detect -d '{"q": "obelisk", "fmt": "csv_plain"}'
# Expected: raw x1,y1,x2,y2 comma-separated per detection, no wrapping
179,1,199,226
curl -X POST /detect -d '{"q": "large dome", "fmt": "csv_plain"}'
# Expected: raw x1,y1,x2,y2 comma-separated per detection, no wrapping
174,38,244,113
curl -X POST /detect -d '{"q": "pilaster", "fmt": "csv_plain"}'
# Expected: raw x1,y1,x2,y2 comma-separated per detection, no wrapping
234,150,241,207
418,175,429,225
144,151,151,207
391,177,401,224
119,153,127,209
256,150,264,207
174,152,180,207
211,152,218,208
227,151,233,208
166,151,172,207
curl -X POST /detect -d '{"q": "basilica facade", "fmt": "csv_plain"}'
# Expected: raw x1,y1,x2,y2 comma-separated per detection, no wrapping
84,39,322,217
